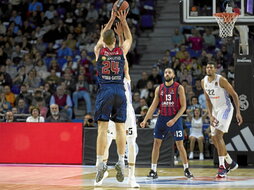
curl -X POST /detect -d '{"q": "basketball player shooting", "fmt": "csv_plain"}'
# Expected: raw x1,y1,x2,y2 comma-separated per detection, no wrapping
201,62,243,178
93,7,132,185
94,21,139,188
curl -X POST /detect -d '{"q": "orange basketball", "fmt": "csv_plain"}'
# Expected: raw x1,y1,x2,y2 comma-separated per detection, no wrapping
113,0,129,12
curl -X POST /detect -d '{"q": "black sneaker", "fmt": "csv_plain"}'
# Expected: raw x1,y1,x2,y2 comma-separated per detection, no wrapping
184,168,194,178
225,160,238,174
147,169,158,179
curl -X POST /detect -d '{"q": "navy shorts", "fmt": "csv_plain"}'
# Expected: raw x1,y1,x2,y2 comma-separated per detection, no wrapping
154,115,184,141
94,83,126,123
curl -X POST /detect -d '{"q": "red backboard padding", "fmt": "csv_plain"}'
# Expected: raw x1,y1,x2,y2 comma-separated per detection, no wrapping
0,123,83,164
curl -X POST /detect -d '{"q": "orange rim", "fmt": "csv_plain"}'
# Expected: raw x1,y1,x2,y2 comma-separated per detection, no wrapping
213,12,239,23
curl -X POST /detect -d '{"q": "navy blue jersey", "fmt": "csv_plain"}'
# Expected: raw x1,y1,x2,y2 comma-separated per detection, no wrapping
97,47,125,84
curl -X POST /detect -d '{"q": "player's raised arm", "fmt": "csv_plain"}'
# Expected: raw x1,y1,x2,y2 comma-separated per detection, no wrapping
219,76,243,126
116,10,132,55
140,86,160,128
94,10,117,60
114,21,130,80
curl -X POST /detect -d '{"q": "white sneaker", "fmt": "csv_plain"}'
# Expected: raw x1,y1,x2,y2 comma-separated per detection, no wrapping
94,171,109,186
199,153,204,160
189,152,194,159
127,177,140,188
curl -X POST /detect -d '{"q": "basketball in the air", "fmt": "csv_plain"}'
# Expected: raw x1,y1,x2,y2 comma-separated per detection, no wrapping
113,0,129,12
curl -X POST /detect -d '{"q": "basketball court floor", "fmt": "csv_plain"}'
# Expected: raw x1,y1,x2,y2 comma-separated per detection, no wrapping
0,160,254,190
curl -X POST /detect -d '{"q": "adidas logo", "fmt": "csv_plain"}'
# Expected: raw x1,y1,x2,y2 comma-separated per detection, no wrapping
226,126,254,151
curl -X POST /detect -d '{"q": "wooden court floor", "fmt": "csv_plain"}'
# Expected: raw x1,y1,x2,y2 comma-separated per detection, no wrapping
0,160,254,190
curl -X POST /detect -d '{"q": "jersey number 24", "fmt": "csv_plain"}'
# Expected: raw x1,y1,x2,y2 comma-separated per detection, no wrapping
102,61,120,74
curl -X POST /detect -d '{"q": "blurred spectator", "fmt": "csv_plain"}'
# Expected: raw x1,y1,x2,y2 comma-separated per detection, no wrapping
50,85,73,119
3,111,16,122
187,29,203,51
0,92,12,113
132,91,140,111
135,98,148,114
46,104,71,122
57,41,73,57
5,58,17,79
0,47,8,66
176,44,189,61
16,98,29,114
198,93,206,109
203,28,216,51
15,84,32,105
136,71,148,91
140,80,154,99
26,106,45,122
45,69,61,85
171,28,185,48
0,65,13,86
72,74,92,113
36,96,48,119
148,67,162,86
13,66,27,87
4,85,15,107
186,96,203,114
60,72,76,94
24,69,42,90
186,107,208,160
192,79,203,97
178,68,192,84
83,113,95,127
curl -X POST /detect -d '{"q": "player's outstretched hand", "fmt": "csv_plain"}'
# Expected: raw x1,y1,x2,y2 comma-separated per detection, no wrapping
236,113,243,126
116,10,128,22
114,22,123,36
140,121,146,128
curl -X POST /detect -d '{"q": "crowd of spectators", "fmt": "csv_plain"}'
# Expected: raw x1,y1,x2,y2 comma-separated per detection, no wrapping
0,0,149,122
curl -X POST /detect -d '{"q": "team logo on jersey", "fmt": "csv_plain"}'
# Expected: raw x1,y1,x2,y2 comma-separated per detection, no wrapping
170,89,174,94
102,56,107,61
160,90,164,96
239,94,249,111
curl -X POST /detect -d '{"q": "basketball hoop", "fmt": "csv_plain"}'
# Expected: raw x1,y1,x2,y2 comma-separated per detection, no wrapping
213,12,239,38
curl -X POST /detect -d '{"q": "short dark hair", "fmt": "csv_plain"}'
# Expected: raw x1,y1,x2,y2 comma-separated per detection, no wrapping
103,29,115,46
164,67,175,74
207,61,217,67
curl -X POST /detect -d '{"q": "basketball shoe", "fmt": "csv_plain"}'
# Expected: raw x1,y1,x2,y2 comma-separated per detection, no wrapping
115,161,125,182
216,165,227,178
94,170,108,186
147,169,158,179
225,160,238,174
184,168,194,178
95,162,108,183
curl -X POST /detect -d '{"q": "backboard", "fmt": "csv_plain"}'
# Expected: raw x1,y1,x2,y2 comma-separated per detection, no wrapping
180,0,254,25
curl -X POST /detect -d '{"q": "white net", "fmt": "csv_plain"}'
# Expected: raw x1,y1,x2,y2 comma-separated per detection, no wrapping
214,13,239,38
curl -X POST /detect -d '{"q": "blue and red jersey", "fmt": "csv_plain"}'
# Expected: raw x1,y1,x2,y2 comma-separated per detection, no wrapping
96,47,125,84
159,82,181,116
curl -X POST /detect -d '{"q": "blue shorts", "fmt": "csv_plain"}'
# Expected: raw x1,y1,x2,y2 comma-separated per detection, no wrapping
94,83,126,123
154,115,184,141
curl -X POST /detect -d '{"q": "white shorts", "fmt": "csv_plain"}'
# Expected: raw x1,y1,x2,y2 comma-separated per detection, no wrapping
108,103,137,139
189,132,203,138
210,105,234,136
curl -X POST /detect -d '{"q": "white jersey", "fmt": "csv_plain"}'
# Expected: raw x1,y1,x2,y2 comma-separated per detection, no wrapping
204,74,234,134
190,117,203,138
108,78,137,139
203,74,232,112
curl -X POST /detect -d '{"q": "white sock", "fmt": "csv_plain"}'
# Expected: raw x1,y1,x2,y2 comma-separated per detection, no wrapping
118,154,125,163
183,163,188,170
225,153,233,164
96,155,103,167
151,164,157,172
219,156,225,168
129,165,135,178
